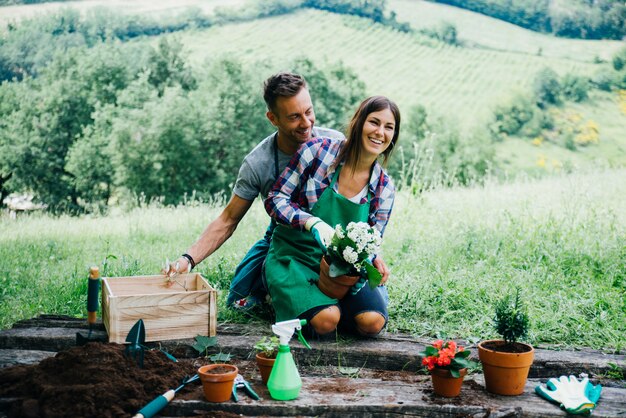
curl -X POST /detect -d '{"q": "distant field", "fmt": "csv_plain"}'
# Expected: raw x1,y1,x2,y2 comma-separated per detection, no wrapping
1,169,624,349
164,9,602,128
388,0,624,63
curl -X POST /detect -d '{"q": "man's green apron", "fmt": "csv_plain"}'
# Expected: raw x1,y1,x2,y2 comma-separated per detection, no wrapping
265,164,371,321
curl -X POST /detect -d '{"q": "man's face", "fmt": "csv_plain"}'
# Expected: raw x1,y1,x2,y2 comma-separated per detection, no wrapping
267,88,316,147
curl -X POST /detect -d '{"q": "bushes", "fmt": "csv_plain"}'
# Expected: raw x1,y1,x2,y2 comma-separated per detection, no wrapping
430,0,625,40
389,105,495,191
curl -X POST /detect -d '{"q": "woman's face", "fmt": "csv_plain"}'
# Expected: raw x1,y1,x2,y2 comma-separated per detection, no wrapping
360,108,396,160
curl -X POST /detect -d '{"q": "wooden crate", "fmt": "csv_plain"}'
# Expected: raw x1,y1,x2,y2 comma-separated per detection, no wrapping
101,273,217,344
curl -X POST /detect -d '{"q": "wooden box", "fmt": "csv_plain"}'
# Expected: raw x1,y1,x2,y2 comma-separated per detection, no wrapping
101,273,217,344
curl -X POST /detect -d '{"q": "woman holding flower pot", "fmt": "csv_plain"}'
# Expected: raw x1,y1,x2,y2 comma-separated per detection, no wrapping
264,96,400,338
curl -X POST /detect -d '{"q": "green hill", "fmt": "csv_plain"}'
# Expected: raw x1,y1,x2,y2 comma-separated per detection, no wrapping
153,7,624,171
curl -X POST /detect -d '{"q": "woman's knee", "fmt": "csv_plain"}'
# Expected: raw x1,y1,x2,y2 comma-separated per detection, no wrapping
309,306,341,334
354,311,386,336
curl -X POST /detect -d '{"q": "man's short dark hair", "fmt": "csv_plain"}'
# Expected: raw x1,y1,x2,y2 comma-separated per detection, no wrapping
263,72,307,113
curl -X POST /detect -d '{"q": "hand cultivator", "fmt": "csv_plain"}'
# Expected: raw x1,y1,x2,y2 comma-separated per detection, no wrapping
132,374,200,418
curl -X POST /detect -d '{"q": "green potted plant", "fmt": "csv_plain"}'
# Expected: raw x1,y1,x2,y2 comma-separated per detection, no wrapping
254,336,279,385
419,340,478,397
319,221,383,299
478,288,534,395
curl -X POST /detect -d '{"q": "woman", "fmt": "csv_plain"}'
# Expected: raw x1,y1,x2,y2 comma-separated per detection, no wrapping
264,96,400,337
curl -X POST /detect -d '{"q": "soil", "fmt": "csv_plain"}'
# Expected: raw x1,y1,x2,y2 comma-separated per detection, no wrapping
204,365,235,374
0,342,202,418
481,340,532,353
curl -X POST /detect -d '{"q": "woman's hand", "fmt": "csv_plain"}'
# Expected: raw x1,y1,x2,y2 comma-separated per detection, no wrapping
373,256,390,285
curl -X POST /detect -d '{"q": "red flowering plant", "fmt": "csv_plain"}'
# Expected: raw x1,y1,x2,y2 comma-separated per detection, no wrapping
418,340,477,378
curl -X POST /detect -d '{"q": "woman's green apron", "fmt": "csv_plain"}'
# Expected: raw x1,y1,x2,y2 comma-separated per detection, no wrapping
265,164,371,321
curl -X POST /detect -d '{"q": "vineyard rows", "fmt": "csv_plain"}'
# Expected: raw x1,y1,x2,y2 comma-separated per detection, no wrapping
173,9,601,128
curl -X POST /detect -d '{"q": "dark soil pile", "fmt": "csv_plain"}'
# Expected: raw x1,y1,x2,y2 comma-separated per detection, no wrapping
0,342,198,418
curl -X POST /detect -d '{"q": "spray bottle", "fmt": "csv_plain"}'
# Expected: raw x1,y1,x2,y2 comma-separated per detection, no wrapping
267,319,311,400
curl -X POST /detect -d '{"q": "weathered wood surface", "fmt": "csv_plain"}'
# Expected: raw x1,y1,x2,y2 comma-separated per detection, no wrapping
158,376,626,418
1,316,625,417
1,315,624,379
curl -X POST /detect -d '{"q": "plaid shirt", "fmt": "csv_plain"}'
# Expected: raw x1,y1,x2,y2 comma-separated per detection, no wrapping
264,137,395,236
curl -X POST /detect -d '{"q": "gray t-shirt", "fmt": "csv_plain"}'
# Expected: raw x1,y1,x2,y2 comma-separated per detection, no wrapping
233,127,344,201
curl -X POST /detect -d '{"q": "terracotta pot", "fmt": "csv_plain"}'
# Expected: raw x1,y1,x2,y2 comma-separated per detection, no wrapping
256,352,276,385
430,367,467,397
478,340,534,395
317,256,360,299
197,364,238,402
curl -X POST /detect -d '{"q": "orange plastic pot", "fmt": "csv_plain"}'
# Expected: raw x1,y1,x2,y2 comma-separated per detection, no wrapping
318,257,359,299
256,353,276,385
478,340,534,395
430,368,467,397
198,364,238,402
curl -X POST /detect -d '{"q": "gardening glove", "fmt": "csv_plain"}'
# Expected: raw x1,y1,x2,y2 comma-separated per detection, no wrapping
535,375,602,415
304,217,334,251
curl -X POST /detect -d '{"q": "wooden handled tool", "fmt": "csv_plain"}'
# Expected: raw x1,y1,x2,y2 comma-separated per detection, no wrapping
87,266,100,326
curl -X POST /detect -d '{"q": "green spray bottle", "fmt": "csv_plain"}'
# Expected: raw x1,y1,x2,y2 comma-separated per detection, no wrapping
267,318,311,400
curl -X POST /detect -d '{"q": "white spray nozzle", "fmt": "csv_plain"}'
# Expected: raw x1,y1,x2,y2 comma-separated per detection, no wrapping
272,319,308,346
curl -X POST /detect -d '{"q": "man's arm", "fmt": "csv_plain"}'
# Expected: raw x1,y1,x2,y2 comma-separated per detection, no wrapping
166,195,254,274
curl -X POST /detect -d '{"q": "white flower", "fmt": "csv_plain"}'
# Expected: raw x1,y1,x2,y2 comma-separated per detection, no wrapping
334,225,345,239
342,247,359,266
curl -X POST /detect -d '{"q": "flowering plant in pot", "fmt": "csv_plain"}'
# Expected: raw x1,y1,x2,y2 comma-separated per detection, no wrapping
478,288,534,396
254,336,279,385
419,340,477,397
319,222,382,299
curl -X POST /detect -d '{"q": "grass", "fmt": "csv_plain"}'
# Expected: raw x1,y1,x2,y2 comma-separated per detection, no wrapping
1,169,624,351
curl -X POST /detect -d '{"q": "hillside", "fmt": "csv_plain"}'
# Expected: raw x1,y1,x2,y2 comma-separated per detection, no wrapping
388,0,624,62
1,0,624,173
164,9,600,125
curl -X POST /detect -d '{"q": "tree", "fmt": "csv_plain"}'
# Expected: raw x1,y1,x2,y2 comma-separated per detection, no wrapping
533,67,561,107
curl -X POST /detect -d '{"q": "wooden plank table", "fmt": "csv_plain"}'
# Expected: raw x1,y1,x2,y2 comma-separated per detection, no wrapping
1,315,624,417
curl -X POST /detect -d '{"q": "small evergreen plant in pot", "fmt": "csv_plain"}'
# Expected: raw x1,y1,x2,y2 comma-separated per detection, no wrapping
254,336,279,385
478,288,535,396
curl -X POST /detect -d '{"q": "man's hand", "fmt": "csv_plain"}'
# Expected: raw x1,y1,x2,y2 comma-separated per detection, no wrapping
373,256,390,285
162,257,191,277
305,217,334,250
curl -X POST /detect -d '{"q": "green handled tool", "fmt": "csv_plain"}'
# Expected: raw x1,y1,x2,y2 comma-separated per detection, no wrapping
132,374,199,418
76,266,106,345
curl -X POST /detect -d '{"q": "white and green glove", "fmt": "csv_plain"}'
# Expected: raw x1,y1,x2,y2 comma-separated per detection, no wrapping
535,375,602,415
304,217,334,251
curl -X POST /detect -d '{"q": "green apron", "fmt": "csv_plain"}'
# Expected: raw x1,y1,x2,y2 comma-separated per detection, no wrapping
265,164,371,321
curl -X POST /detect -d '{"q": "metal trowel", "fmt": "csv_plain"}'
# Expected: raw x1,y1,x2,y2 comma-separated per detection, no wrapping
125,318,147,368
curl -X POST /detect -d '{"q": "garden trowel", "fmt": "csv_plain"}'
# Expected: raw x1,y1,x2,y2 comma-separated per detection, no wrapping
76,266,107,346
125,319,146,368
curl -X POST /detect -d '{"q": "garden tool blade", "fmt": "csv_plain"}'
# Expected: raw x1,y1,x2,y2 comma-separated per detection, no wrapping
125,319,146,368
76,266,107,345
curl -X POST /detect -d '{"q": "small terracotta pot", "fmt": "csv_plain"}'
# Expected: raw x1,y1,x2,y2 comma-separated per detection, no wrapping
198,364,238,402
317,256,360,299
430,367,467,397
478,339,534,396
256,353,276,385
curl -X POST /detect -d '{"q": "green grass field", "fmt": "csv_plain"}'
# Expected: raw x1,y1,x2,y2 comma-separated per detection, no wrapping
1,169,624,350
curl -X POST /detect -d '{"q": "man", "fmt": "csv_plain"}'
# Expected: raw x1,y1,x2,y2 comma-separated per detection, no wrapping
166,72,390,308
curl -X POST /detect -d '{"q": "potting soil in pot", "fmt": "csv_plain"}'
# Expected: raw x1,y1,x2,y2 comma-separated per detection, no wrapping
0,342,198,418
